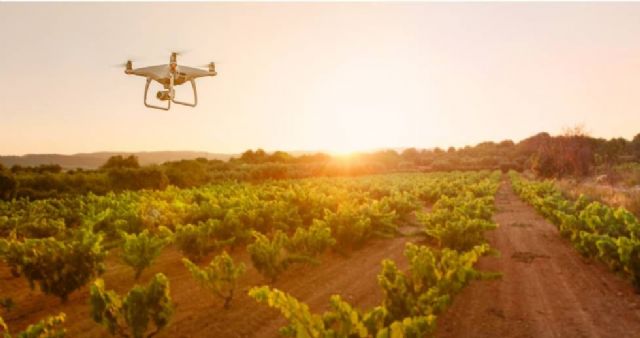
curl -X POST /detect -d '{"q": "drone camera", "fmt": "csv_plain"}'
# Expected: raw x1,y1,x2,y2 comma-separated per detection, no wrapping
156,90,171,101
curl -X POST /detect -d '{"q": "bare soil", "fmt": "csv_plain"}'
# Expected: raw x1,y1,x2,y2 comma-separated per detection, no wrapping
437,180,640,338
0,227,420,337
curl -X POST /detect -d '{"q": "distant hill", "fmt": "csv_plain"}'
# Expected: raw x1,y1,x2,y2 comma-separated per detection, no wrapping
0,151,234,170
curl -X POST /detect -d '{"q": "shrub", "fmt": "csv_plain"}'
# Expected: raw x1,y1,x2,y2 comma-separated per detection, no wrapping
286,222,335,257
247,231,314,283
172,222,234,262
1,229,106,302
0,313,66,338
120,230,169,280
90,273,173,338
182,251,246,309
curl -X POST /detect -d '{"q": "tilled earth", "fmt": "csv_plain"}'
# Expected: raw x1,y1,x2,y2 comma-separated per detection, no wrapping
437,180,640,338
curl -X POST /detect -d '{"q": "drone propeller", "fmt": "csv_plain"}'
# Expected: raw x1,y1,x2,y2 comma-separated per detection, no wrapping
195,62,218,72
196,62,218,68
111,59,136,68
170,49,191,57
112,61,129,68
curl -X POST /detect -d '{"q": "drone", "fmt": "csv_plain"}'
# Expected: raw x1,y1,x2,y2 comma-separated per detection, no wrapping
120,52,217,110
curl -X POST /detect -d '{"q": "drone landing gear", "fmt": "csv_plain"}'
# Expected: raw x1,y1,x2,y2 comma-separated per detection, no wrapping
144,78,170,111
173,79,198,107
143,77,198,111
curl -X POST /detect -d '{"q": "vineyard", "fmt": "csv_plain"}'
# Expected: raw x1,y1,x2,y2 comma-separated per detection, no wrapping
0,171,502,337
4,2,640,336
510,172,640,289
1,169,640,337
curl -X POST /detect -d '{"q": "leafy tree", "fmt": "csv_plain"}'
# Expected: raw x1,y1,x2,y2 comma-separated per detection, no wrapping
400,148,420,163
101,155,140,170
163,160,209,188
0,171,17,201
107,167,169,191
631,133,640,159
90,273,173,338
120,230,168,280
182,251,245,309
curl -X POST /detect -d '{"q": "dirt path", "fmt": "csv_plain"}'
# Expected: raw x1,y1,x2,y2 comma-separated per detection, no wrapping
437,179,640,338
1,227,420,337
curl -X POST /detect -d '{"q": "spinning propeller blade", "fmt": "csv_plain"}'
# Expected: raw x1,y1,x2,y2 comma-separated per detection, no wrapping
170,49,191,57
112,59,135,68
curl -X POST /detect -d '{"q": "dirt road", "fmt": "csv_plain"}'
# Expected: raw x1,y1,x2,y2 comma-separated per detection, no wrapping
437,180,640,338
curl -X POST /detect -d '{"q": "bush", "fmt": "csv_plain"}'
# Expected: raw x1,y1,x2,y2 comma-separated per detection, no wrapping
171,222,234,262
286,222,335,257
120,230,169,280
247,231,314,283
319,204,371,251
378,244,490,320
0,313,66,338
90,273,173,338
1,229,106,302
182,251,245,309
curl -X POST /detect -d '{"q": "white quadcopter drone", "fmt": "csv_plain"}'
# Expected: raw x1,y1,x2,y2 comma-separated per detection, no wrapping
121,52,217,110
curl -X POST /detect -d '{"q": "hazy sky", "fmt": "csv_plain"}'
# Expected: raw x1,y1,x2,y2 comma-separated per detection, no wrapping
1,3,640,155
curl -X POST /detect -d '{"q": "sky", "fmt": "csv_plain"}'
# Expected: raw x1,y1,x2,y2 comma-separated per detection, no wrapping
1,3,640,155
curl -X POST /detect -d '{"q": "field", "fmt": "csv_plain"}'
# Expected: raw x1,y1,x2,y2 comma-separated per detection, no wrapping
1,170,640,337
4,2,640,337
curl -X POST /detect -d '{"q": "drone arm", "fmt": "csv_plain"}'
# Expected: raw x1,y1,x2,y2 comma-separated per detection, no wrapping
172,79,198,107
143,78,170,111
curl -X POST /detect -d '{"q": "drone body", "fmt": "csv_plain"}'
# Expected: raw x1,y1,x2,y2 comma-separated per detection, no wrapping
123,53,217,110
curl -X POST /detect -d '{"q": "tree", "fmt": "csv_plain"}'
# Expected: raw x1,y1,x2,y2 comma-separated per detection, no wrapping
164,160,208,188
401,148,420,163
107,167,169,191
90,274,173,338
269,151,292,163
101,155,140,170
182,252,245,309
0,171,17,200
631,133,640,160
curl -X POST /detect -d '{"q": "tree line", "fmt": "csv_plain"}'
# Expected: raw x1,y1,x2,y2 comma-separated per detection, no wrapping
1,130,639,200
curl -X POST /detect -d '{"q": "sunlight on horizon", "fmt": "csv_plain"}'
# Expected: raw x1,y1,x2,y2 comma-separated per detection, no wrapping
1,3,640,155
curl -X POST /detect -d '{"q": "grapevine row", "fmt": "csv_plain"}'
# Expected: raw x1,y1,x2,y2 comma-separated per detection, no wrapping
249,171,501,337
510,171,640,289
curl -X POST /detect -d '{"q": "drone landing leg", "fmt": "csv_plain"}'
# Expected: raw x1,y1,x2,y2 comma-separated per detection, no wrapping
172,79,198,107
143,78,170,111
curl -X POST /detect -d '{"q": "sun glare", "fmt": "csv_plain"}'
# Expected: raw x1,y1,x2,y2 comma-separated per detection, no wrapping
321,108,406,156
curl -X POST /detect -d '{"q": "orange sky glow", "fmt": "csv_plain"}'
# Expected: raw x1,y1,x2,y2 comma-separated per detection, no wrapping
1,3,640,155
